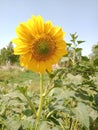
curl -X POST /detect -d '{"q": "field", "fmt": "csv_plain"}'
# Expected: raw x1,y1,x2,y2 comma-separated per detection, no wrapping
0,63,98,130
0,66,48,91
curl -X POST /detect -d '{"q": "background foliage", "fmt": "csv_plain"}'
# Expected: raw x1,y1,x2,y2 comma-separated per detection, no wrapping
0,33,98,130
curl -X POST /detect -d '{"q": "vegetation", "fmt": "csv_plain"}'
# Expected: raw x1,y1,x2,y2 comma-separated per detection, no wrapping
0,42,19,65
0,33,98,130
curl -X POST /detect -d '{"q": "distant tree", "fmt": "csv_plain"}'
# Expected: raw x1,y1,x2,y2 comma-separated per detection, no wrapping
0,42,19,65
6,42,19,64
0,47,7,64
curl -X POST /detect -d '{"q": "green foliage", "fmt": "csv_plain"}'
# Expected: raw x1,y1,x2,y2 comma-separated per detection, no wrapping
0,33,98,130
0,42,19,65
93,58,98,66
90,43,98,65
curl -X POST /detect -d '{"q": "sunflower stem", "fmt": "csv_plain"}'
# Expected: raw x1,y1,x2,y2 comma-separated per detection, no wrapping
36,73,44,129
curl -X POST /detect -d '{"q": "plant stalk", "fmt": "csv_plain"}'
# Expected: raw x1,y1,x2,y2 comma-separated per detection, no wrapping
36,73,44,128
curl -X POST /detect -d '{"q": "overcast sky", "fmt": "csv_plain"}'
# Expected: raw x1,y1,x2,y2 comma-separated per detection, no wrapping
0,0,98,56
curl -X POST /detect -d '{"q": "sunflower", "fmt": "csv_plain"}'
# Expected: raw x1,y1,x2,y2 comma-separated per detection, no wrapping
12,15,67,73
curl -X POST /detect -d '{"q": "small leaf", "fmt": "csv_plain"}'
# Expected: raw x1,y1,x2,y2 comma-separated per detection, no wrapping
54,79,63,87
46,70,58,79
75,48,82,52
17,86,28,94
70,33,78,40
77,40,85,44
95,45,98,49
23,109,33,116
67,43,72,47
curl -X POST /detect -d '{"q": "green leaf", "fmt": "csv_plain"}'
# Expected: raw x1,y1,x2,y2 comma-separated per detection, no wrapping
4,116,21,130
95,45,98,49
77,40,85,44
82,56,89,61
46,69,58,79
22,116,35,129
17,86,28,94
75,48,82,52
67,73,83,85
93,58,98,66
89,107,98,121
22,109,33,116
0,103,6,115
93,117,98,130
54,79,63,87
40,121,49,130
70,33,78,40
67,43,72,47
94,94,98,106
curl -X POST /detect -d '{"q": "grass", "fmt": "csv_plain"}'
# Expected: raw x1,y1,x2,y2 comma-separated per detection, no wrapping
0,66,49,91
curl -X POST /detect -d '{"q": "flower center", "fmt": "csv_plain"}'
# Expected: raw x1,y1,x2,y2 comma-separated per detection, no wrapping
36,41,50,55
32,39,56,61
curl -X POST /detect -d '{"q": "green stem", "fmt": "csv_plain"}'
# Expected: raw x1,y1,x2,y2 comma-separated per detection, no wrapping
72,49,76,66
45,85,55,96
36,73,44,128
71,41,76,66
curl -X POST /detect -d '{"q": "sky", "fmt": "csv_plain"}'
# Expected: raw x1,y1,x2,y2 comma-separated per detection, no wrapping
0,0,98,56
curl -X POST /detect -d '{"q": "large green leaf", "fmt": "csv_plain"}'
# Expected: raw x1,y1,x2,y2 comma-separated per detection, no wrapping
4,116,21,130
73,102,89,129
22,116,35,129
66,73,83,85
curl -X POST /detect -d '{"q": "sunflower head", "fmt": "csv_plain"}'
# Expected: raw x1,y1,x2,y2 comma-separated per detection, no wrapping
12,15,67,73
